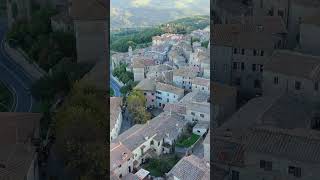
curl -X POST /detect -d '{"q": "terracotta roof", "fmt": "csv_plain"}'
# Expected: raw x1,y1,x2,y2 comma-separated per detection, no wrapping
264,50,320,80
220,94,314,130
70,0,107,20
167,155,210,180
112,112,186,151
245,127,320,163
134,78,156,91
110,97,123,132
0,113,41,179
173,68,197,78
192,77,210,87
163,103,187,115
213,25,277,49
156,82,184,95
230,16,287,34
110,142,133,171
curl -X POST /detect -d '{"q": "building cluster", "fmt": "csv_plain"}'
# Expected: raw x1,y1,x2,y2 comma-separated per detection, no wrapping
110,27,212,179
213,0,320,179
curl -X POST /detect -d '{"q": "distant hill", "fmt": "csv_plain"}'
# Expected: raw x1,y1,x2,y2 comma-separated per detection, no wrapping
110,0,210,30
110,16,210,52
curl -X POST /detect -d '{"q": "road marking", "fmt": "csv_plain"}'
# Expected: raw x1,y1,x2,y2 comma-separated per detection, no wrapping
29,95,33,112
0,39,29,90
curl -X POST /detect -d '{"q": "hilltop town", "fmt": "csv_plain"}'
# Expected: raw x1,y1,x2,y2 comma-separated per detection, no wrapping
212,0,320,179
110,22,211,179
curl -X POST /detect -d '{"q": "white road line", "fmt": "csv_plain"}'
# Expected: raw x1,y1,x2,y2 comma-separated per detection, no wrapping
0,39,29,90
28,96,33,112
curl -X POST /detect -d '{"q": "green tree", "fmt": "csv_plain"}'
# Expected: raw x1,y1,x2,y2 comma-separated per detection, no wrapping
54,81,107,179
127,90,151,124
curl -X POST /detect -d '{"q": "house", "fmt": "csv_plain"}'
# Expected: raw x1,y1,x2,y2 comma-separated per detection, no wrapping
299,14,320,56
51,11,73,32
192,77,210,93
168,46,187,68
173,68,197,91
219,93,317,132
110,142,134,179
70,0,107,63
189,48,210,76
213,0,253,24
166,155,210,180
212,82,237,127
111,112,187,177
144,44,171,64
146,64,173,84
132,57,156,82
134,79,157,108
263,50,320,103
155,82,184,108
190,29,210,42
192,121,209,136
214,126,320,180
152,33,187,46
0,113,41,180
111,52,130,71
185,102,210,123
164,91,210,117
110,97,123,141
212,23,283,96
252,0,320,48
203,131,210,162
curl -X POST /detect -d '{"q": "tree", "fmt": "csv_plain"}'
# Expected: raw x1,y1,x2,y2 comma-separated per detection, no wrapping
54,81,107,179
127,90,151,124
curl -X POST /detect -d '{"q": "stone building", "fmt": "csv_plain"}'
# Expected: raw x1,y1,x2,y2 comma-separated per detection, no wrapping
70,0,107,64
263,50,320,103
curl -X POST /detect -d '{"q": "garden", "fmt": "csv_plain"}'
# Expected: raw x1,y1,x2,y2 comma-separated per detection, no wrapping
176,133,201,148
142,154,180,177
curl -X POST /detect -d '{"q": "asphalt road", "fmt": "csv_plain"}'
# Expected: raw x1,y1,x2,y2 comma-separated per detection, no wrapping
0,18,34,112
110,73,122,97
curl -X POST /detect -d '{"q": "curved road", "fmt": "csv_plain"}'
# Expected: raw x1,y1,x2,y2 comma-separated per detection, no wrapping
111,75,121,97
0,18,34,112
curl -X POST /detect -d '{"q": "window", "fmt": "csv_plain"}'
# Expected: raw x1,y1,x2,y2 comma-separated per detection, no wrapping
288,166,301,177
253,49,257,56
236,78,241,86
232,170,239,180
274,77,279,84
152,93,154,95
189,87,192,89
295,81,301,90
241,49,245,55
260,160,272,171
234,48,238,54
197,130,200,133
158,141,160,146
159,103,161,107
167,99,169,103
233,62,238,70
118,164,122,168
191,112,195,116
261,50,264,56
254,80,261,89
200,114,204,118
315,82,319,91
150,140,154,145
224,64,228,72
278,10,284,18
167,93,169,96
259,65,264,72
119,174,122,178
152,99,154,102
252,64,256,72
241,62,245,71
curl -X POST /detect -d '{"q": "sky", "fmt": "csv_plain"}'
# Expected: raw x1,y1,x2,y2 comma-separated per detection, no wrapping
111,0,210,13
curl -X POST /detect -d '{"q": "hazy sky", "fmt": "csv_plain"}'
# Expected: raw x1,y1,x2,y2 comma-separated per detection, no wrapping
111,0,210,13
